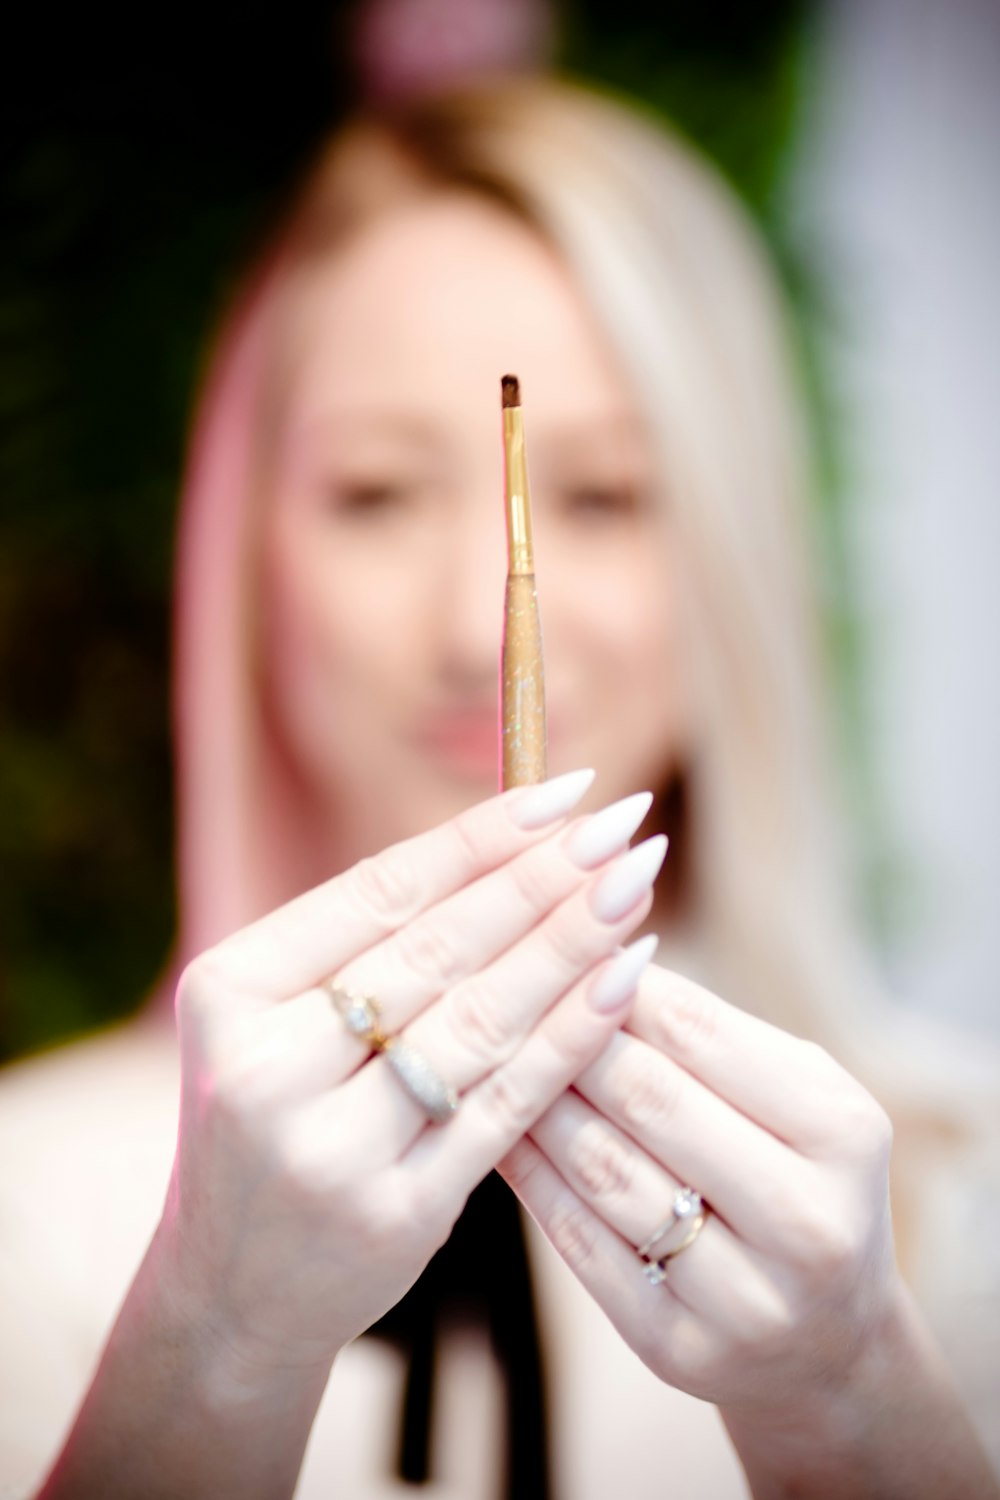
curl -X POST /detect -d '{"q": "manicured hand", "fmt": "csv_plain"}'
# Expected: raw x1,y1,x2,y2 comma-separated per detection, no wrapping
160,771,665,1377
501,962,898,1412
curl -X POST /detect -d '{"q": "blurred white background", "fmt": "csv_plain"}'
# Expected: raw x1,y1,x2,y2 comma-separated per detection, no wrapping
794,0,1000,1039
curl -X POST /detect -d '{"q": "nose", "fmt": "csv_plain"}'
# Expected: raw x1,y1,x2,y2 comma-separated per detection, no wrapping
436,496,508,692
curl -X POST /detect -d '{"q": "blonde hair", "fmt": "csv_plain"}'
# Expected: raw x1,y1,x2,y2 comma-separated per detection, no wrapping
174,77,989,1176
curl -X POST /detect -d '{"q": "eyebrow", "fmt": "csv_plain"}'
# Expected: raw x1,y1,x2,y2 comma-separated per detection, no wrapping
529,413,652,462
294,411,446,447
533,410,645,438
291,407,651,465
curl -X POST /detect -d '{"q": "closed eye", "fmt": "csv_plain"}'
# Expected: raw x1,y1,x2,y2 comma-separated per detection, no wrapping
326,480,414,517
557,483,644,519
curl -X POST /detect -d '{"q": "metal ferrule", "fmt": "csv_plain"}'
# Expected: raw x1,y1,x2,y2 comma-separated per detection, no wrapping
503,407,534,576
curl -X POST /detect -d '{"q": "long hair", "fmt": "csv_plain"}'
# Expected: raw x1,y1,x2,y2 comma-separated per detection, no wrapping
174,74,995,1159
169,80,997,1473
177,78,846,1013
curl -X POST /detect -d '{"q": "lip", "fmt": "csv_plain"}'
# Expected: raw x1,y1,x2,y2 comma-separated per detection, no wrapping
413,707,569,781
415,714,503,778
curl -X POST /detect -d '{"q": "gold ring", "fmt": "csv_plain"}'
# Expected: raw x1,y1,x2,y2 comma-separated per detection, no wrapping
324,982,390,1051
639,1187,708,1285
324,983,458,1124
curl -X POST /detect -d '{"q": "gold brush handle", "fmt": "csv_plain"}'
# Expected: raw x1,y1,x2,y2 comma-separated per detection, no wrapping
501,572,547,788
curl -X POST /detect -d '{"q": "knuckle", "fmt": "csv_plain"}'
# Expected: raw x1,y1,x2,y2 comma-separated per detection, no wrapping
732,1286,796,1352
394,919,463,987
803,1055,895,1164
784,1199,859,1278
616,1055,679,1138
352,851,421,925
447,981,513,1067
547,1012,603,1077
868,1100,894,1158
205,1047,273,1126
663,1317,718,1395
800,1038,836,1072
450,805,491,869
500,1138,542,1194
569,1120,635,1205
797,1038,857,1094
175,950,226,1031
510,852,557,914
481,1065,539,1138
839,1093,894,1163
354,1178,419,1251
654,980,718,1061
547,1197,600,1271
541,905,596,975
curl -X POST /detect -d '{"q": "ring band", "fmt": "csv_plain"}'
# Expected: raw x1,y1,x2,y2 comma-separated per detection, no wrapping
639,1187,708,1284
325,982,458,1125
383,1039,459,1124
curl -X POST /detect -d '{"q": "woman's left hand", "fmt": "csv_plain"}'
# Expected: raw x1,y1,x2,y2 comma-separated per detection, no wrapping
502,960,1000,1497
501,960,899,1415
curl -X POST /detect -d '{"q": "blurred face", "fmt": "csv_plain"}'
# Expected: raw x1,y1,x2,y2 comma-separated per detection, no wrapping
260,193,686,860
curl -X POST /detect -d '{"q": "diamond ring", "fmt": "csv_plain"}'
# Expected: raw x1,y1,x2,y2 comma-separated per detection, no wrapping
638,1187,708,1284
325,983,390,1051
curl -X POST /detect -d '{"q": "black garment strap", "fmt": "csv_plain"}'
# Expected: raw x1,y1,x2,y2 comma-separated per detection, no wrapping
366,1172,551,1497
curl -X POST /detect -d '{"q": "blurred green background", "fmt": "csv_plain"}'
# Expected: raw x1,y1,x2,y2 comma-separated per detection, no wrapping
4,0,853,1062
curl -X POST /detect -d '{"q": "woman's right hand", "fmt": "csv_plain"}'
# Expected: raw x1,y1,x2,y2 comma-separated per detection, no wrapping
157,769,663,1384
38,771,663,1499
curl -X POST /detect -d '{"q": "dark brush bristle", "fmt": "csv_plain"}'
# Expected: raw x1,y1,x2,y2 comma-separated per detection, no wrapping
501,374,521,409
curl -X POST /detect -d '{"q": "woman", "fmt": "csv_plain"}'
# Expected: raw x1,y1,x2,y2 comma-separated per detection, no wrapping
1,77,997,1499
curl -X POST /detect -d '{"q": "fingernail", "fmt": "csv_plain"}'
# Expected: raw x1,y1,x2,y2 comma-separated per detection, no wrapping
589,934,659,1013
589,835,668,923
507,768,595,830
566,791,653,869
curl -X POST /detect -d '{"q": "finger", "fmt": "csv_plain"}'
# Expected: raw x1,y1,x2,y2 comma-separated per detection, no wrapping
235,824,662,1108
531,1087,688,1250
499,1138,771,1403
291,937,653,1188
630,966,891,1161
192,768,595,1004
400,837,666,1086
575,1029,828,1259
397,934,660,1198
328,844,664,1164
498,1135,696,1355
527,1091,790,1335
332,791,654,1034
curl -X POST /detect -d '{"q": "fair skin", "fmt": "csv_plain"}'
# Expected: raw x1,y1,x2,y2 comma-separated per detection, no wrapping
259,193,684,868
37,195,998,1498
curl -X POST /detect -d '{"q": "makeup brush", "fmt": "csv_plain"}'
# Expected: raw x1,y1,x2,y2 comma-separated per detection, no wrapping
500,374,547,788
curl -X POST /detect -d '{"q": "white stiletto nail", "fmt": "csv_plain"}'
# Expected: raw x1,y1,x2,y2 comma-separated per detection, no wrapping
590,835,668,923
589,934,660,1013
566,791,653,869
507,768,595,830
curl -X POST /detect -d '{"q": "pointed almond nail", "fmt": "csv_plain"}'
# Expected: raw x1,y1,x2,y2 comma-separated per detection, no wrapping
566,791,653,869
588,934,659,1013
589,836,668,923
507,769,596,830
